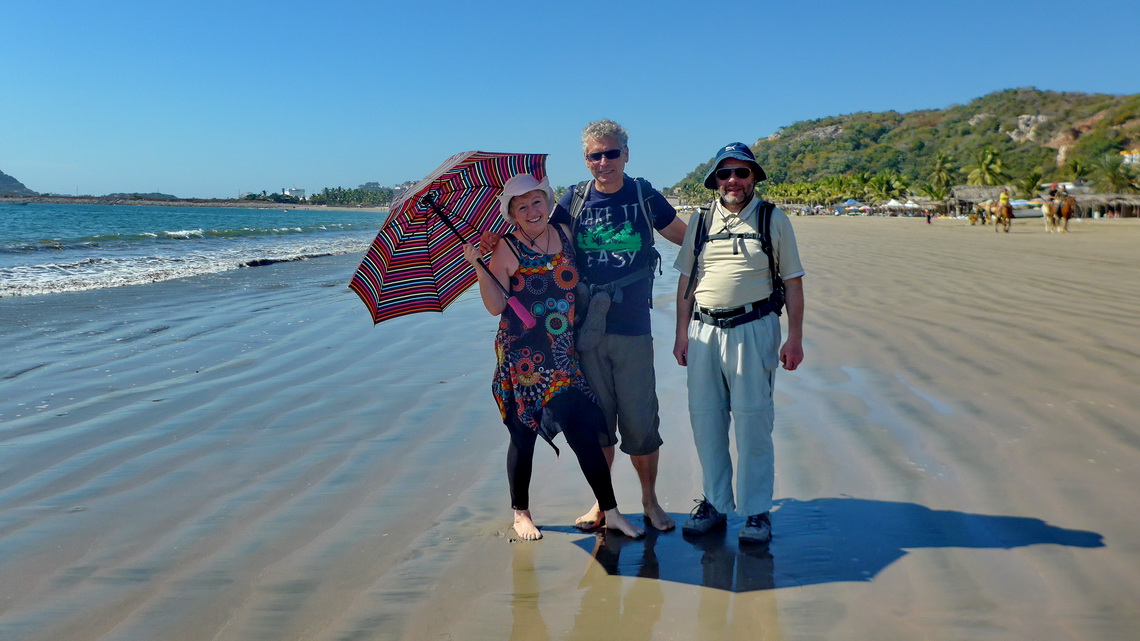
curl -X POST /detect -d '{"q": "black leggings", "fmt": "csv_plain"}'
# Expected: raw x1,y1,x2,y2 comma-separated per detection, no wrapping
506,388,617,512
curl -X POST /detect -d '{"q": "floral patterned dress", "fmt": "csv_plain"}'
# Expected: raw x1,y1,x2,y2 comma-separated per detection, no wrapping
492,226,594,442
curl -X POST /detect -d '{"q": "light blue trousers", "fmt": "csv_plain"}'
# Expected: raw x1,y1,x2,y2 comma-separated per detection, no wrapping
686,312,780,517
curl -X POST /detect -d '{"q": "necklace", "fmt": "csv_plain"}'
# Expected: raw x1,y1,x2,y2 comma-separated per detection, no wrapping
519,226,551,251
518,226,554,269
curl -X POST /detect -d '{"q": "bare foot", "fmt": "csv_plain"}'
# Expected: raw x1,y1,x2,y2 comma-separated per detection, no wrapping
574,501,604,531
513,509,542,541
603,508,644,539
643,502,675,531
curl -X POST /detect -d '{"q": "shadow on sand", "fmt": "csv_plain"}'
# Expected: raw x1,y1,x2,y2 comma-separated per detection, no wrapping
549,497,1104,593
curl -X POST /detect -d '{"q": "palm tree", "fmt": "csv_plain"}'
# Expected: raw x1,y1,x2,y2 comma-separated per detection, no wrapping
867,175,891,202
916,182,951,202
677,179,715,205
928,152,955,189
867,171,908,202
1015,170,1044,198
1065,158,1090,184
962,147,1010,186
1091,154,1138,193
850,172,873,203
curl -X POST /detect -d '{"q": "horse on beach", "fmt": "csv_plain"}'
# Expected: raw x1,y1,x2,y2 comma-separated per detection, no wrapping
1056,195,1077,233
1042,201,1058,232
990,201,1012,233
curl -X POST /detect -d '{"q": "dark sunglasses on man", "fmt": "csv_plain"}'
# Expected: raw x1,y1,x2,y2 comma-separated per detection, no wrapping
715,167,753,181
586,148,624,162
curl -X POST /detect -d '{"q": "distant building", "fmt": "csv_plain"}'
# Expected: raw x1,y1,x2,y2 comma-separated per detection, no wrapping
283,187,306,199
1121,149,1140,166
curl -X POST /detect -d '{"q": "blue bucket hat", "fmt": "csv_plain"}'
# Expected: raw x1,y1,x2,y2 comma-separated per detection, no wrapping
702,142,767,188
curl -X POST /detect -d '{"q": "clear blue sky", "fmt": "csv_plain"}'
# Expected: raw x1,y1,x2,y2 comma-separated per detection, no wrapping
3,0,1137,198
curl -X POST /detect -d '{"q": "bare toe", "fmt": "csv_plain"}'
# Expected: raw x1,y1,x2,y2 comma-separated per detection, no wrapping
604,510,645,539
513,510,543,541
645,504,675,531
574,504,605,531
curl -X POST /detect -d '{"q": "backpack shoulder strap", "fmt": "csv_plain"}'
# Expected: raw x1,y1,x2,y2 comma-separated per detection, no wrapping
633,177,656,241
567,180,591,240
759,201,785,309
569,180,590,220
682,203,714,300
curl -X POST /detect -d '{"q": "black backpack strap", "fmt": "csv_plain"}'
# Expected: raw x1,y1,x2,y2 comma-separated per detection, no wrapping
682,204,713,300
759,202,785,313
566,179,591,247
633,177,656,243
568,179,590,219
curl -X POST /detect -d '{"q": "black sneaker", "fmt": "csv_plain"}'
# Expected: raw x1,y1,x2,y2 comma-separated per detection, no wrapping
739,512,772,544
682,497,727,536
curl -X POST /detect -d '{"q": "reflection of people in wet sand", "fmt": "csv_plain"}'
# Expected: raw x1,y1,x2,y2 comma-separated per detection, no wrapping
571,534,665,641
463,173,643,541
508,546,550,641
579,528,782,640
690,535,781,641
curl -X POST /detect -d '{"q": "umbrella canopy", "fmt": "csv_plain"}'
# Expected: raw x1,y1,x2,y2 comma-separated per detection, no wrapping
351,151,547,324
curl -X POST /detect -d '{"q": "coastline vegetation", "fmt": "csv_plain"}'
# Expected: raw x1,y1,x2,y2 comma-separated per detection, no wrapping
674,88,1140,205
308,183,397,207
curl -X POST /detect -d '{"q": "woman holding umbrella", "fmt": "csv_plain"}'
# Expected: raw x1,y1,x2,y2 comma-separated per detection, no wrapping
462,173,644,541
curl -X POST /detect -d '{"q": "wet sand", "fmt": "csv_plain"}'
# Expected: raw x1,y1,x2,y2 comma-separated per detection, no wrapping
1,215,1137,640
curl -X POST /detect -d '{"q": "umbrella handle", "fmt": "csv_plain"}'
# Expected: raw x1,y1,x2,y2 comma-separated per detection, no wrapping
507,297,537,330
423,195,537,329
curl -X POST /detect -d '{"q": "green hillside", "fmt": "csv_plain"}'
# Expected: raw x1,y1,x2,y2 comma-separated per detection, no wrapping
675,88,1140,203
0,170,37,196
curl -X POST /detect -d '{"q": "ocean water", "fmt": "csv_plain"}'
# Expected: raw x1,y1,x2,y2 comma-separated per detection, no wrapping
0,202,388,297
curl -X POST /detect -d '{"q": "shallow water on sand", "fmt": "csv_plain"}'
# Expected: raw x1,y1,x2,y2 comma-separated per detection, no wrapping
1,217,1139,640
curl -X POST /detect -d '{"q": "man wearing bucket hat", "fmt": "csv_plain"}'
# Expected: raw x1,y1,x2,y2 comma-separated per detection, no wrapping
672,142,805,544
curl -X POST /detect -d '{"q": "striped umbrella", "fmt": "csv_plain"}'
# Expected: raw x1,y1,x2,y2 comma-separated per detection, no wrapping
351,151,547,324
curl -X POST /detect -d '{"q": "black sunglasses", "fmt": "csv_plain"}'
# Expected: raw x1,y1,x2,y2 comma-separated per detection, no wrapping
715,167,752,181
586,148,624,162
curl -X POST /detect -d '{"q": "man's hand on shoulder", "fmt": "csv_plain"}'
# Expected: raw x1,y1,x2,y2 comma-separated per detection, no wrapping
477,231,503,254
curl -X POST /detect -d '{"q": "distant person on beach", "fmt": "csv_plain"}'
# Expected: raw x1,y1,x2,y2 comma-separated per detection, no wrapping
479,119,687,533
672,142,805,544
462,173,643,541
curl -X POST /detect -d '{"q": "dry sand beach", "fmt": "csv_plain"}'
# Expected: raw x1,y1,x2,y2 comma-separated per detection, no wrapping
1,215,1137,640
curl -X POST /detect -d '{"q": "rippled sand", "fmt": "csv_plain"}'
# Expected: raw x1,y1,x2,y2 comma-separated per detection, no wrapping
1,215,1137,640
